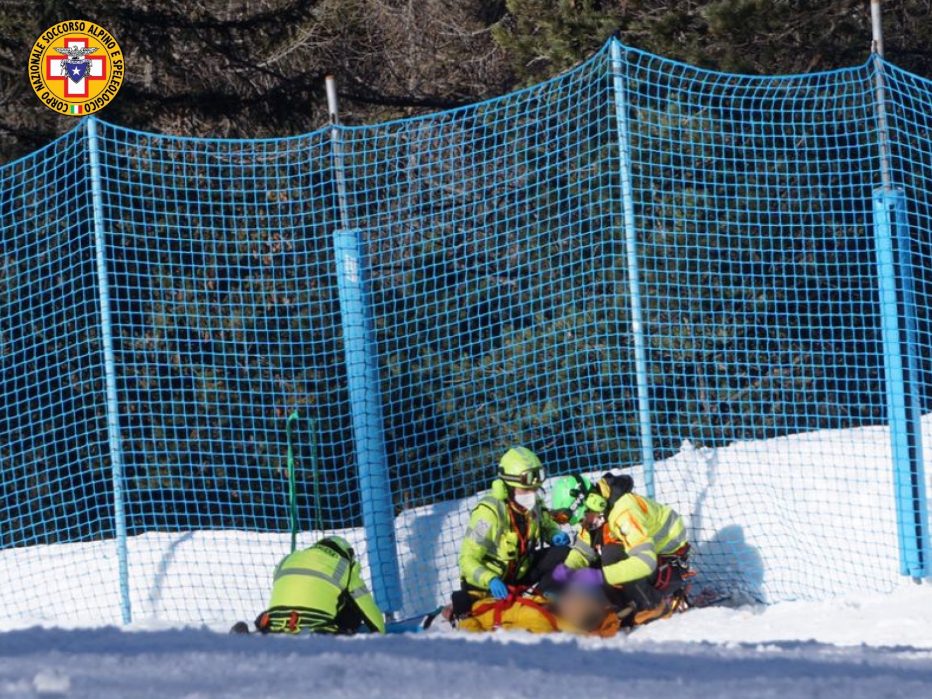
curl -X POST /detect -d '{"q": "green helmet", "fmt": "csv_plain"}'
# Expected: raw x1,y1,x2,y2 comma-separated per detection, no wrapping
550,474,591,525
499,447,544,489
317,535,355,561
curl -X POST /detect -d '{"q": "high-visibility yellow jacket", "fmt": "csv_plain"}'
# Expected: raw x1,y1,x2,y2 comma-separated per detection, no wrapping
458,480,561,590
262,544,385,634
565,492,687,587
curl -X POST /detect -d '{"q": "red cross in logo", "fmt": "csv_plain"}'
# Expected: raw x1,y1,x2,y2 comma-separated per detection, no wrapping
44,37,107,99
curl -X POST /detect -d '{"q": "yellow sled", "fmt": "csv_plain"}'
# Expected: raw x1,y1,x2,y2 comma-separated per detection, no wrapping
457,592,622,637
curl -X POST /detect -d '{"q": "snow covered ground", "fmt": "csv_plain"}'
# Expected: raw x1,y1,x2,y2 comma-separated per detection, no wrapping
7,413,932,629
3,415,932,695
2,584,932,698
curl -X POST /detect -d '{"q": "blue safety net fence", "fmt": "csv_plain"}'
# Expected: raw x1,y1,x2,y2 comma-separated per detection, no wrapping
1,40,929,627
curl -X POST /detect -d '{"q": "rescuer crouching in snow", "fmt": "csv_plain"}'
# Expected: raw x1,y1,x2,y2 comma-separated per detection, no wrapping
554,472,692,627
451,446,571,618
250,535,386,635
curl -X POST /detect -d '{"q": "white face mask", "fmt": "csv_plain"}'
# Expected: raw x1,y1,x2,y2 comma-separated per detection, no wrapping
513,491,537,511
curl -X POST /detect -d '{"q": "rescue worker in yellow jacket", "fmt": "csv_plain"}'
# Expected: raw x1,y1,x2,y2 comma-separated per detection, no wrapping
557,472,690,624
253,536,386,634
452,447,570,617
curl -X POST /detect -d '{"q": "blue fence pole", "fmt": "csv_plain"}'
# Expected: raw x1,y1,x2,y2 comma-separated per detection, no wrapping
86,117,132,623
873,188,929,579
326,77,403,613
610,38,655,496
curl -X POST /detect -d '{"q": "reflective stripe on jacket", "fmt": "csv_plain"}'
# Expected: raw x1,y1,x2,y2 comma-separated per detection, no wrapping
458,487,560,590
265,545,385,633
564,519,621,569
600,492,687,587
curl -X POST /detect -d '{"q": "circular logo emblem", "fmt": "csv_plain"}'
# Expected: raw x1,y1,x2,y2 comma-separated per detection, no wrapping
28,20,124,116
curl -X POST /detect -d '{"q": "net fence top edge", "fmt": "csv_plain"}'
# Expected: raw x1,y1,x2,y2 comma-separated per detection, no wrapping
881,56,932,91
4,43,930,175
338,43,613,134
619,40,876,82
0,121,84,173
91,117,331,147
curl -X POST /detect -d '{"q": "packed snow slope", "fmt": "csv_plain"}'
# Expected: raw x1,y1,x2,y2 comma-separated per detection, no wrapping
2,585,932,699
4,414,932,628
2,412,932,698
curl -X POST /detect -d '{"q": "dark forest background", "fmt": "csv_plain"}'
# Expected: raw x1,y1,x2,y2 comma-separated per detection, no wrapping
1,1,931,163
2,1,932,549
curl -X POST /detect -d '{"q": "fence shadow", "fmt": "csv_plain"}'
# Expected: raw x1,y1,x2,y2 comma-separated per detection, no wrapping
398,498,465,614
681,442,764,603
693,524,765,604
146,531,195,614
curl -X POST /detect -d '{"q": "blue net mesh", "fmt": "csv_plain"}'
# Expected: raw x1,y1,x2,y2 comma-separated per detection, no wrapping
623,50,889,602
343,51,619,613
1,41,930,626
0,126,117,618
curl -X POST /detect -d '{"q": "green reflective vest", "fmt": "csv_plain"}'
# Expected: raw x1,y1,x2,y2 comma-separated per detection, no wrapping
566,492,687,587
459,483,560,589
265,545,385,633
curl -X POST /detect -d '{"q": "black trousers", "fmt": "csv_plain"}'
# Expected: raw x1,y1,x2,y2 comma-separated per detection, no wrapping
452,545,570,616
601,544,690,611
334,597,365,634
255,594,372,635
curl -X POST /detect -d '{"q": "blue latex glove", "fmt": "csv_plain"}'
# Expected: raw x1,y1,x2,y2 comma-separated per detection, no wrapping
489,577,509,600
551,531,570,547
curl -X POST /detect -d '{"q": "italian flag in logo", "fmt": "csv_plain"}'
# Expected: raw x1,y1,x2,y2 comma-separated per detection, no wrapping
69,104,82,115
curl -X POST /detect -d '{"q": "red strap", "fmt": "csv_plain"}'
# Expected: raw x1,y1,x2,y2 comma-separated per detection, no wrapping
511,596,559,631
471,600,498,617
471,597,510,621
507,506,529,557
654,563,673,591
470,589,558,631
493,601,504,627
472,586,527,617
655,543,690,591
287,610,299,632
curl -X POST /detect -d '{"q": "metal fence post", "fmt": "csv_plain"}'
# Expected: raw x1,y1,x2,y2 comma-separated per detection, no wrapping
610,38,656,496
326,76,403,613
873,189,929,579
86,116,132,623
870,0,928,580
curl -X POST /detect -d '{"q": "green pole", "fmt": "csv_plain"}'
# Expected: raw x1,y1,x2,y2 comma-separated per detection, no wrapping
286,410,300,553
308,417,322,532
